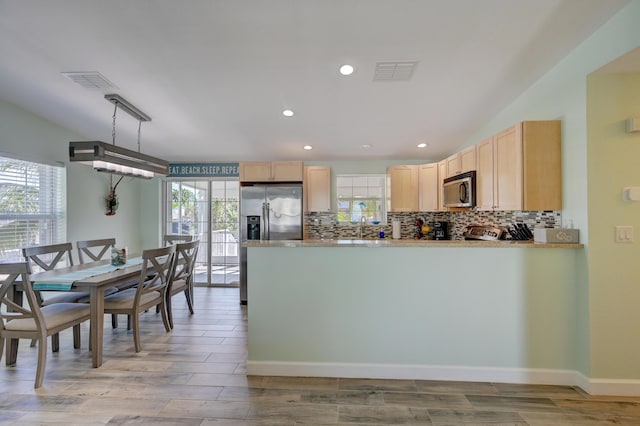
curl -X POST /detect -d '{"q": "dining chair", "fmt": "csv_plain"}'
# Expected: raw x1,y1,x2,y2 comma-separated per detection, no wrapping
76,238,116,264
103,245,176,352
166,240,199,329
22,243,90,350
76,238,132,330
0,262,91,388
163,234,193,245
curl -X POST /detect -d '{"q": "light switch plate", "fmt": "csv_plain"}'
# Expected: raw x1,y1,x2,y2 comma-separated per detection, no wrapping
615,225,634,243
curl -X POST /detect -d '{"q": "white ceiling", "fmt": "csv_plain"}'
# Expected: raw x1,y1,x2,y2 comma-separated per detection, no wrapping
0,0,630,163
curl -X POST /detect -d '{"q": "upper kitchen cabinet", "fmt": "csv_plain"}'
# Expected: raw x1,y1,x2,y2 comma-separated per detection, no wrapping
476,136,495,210
388,165,419,212
437,160,447,211
446,145,477,178
418,163,439,212
478,120,561,211
304,166,331,212
239,161,303,182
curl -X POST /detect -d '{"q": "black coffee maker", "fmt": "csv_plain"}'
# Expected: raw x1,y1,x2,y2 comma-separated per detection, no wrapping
433,221,449,240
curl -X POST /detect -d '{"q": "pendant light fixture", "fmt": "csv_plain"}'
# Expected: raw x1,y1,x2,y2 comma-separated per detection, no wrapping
69,94,169,179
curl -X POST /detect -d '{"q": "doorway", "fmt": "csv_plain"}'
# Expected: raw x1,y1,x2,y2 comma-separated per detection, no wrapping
163,179,239,286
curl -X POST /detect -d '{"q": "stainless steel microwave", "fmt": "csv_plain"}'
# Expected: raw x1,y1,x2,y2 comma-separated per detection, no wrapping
443,171,476,208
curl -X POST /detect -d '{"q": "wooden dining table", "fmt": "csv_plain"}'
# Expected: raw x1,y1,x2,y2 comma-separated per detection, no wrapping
27,258,145,368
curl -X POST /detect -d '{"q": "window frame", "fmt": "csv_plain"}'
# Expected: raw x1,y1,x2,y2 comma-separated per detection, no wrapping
0,153,67,261
335,173,387,224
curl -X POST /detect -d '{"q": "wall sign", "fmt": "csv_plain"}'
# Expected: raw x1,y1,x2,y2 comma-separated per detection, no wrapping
168,162,239,178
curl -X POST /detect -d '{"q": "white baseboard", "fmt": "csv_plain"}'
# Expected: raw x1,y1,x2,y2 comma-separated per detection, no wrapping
247,361,640,396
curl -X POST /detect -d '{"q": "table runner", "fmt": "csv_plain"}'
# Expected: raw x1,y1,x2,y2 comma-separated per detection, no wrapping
33,257,144,290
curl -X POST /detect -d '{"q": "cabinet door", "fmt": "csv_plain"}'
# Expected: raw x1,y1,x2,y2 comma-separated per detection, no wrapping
460,145,477,173
476,137,495,210
239,162,272,182
418,163,438,212
272,161,303,181
304,166,331,212
446,153,461,177
521,120,562,210
437,160,447,211
388,165,419,212
494,124,523,210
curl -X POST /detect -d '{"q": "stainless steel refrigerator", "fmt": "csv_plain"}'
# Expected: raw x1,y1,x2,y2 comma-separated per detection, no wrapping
240,183,303,304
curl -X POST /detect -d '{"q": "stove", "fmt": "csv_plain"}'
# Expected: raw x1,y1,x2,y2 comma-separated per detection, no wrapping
462,225,506,241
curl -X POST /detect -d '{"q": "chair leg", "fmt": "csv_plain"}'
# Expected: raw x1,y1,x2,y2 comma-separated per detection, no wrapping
0,336,4,362
132,313,141,352
7,338,19,366
72,325,81,349
166,297,174,330
184,288,194,315
30,339,36,347
51,333,60,353
160,300,171,332
127,315,132,330
112,314,118,328
34,336,47,388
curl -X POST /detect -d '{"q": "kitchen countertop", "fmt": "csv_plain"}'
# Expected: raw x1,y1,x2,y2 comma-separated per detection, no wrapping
244,239,584,249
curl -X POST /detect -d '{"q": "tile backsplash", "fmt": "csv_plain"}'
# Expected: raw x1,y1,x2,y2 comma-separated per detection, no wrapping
304,210,562,240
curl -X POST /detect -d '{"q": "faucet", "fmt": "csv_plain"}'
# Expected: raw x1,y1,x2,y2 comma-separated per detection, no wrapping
360,216,367,239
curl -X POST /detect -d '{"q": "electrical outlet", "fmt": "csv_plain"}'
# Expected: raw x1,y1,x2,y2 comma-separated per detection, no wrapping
615,225,634,243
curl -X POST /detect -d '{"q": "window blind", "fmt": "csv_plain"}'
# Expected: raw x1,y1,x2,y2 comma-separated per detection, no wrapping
0,156,66,261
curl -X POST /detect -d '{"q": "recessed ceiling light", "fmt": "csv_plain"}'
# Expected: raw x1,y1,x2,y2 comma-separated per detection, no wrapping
282,109,294,117
303,145,313,150
417,143,428,148
339,64,354,76
361,144,372,149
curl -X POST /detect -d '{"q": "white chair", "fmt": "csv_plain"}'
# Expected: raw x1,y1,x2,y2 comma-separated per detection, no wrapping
103,245,176,352
0,262,91,388
166,240,199,329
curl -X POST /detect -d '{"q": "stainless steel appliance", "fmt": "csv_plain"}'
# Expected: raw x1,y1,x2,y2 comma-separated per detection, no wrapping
240,183,303,304
443,171,476,208
463,225,506,241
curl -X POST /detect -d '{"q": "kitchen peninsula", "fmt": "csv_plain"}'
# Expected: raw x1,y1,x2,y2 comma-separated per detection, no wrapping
246,239,586,389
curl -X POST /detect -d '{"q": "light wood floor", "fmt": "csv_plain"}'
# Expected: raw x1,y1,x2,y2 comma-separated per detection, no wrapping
2,287,640,425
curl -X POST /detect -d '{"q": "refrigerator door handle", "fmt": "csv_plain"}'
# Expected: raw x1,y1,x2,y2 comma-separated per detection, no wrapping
263,202,270,240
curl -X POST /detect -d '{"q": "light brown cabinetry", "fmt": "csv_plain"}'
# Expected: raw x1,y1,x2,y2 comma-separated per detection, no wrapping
418,163,439,211
387,165,419,212
304,166,331,212
437,160,447,211
477,120,561,211
239,161,303,182
446,145,477,177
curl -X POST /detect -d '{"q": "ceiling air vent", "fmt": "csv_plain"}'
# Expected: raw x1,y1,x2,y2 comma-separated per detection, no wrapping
61,72,118,90
373,61,418,81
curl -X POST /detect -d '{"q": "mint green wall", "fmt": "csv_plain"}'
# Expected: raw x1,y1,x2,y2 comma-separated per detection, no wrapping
456,1,640,379
587,73,640,379
0,98,145,259
248,246,580,371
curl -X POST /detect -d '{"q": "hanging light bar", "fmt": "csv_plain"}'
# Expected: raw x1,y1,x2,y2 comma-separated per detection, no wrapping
68,94,168,178
69,141,168,178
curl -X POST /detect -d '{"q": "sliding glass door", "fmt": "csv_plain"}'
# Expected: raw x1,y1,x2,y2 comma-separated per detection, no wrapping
164,179,239,286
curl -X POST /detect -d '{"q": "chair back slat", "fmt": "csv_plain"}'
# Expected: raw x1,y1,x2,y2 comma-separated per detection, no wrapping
163,235,193,246
22,243,74,272
0,262,43,328
171,240,200,285
76,238,116,264
135,245,176,304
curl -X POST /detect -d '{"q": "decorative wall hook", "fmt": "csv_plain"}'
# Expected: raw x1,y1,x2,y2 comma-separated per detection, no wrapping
105,175,124,216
